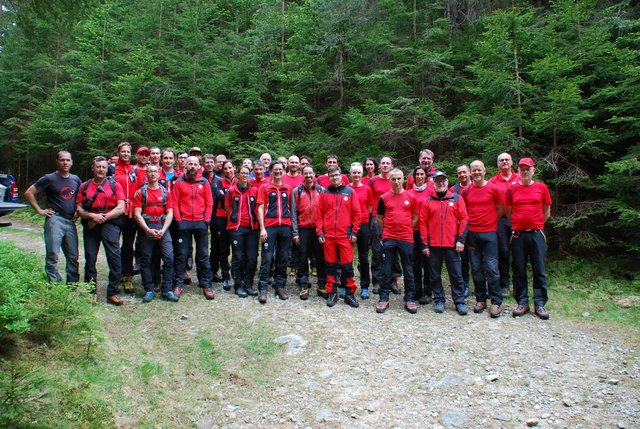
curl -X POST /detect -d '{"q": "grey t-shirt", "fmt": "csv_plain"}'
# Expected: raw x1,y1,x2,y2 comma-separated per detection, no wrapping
34,172,82,219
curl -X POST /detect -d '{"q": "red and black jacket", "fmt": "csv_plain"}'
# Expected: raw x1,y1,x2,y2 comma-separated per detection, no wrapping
291,182,324,237
315,184,360,240
419,191,468,249
257,181,293,228
225,183,258,230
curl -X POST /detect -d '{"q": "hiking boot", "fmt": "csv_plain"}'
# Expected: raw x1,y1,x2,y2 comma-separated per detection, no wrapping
258,290,267,304
300,287,309,300
162,291,179,302
404,300,418,314
360,288,370,300
183,272,192,285
142,291,155,303
327,292,338,307
375,300,389,314
511,303,530,317
236,287,248,298
489,304,502,318
203,287,215,300
222,279,232,291
275,288,288,300
317,287,328,298
245,286,258,296
473,301,487,313
534,305,550,320
390,277,401,294
123,275,134,294
456,303,468,316
344,293,359,308
434,302,445,313
107,295,124,306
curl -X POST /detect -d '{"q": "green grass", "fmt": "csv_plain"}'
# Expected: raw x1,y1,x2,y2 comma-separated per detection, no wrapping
547,257,640,326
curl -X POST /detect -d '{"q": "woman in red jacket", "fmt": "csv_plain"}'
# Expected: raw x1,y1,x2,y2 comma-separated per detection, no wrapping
225,165,259,298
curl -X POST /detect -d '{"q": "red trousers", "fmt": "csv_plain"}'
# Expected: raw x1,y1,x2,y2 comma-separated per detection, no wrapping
322,237,356,293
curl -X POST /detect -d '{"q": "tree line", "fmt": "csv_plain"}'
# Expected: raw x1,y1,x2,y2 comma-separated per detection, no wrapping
0,0,638,260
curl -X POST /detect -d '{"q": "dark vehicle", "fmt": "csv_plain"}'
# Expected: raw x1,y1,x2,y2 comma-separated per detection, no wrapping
0,173,27,221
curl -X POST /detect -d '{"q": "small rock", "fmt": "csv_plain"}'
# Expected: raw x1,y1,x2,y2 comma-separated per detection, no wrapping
273,334,308,355
442,411,468,428
526,418,539,427
197,415,214,429
541,413,551,419
494,414,512,422
562,398,573,407
617,421,627,428
315,408,332,422
608,379,619,385
180,314,189,320
486,374,498,382
582,312,590,317
319,369,333,378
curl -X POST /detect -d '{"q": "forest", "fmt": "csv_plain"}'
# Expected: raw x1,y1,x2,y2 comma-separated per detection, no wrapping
0,0,638,260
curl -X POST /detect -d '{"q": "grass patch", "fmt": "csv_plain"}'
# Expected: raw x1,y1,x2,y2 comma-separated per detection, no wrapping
547,257,640,326
0,241,116,428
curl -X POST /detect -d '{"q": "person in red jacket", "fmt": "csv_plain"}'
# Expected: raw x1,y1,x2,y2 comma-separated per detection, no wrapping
256,161,293,303
212,160,236,290
315,165,361,308
407,165,434,305
133,165,178,303
225,165,259,298
291,165,326,300
505,157,552,320
76,156,126,305
111,141,138,293
461,160,504,318
171,156,215,300
369,156,401,294
349,162,374,299
419,171,469,315
489,152,520,297
375,169,420,314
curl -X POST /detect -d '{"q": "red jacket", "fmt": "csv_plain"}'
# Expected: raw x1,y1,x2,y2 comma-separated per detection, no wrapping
225,183,258,230
291,182,324,236
113,159,137,217
315,184,361,240
257,181,293,228
419,191,468,248
213,176,236,218
171,175,213,222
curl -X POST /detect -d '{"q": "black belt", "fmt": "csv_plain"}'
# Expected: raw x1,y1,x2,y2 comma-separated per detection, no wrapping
54,212,74,221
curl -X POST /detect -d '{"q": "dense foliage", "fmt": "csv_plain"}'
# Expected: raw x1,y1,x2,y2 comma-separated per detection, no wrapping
0,0,638,258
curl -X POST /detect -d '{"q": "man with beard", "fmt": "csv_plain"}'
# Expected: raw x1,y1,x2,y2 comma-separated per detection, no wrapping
171,156,215,300
76,156,126,305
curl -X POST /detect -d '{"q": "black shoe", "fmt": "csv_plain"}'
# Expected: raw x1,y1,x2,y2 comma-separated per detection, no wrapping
344,293,359,308
212,274,223,283
245,286,258,296
327,292,338,307
512,303,530,317
236,287,248,298
371,283,380,294
418,296,432,305
258,290,267,304
534,305,550,320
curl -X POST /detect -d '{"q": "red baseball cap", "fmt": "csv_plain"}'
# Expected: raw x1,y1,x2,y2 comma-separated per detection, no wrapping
518,157,536,167
136,146,150,155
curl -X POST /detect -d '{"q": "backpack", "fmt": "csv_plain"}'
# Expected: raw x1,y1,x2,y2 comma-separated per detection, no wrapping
81,177,116,211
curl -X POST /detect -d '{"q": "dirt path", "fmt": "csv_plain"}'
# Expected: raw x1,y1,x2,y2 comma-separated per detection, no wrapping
1,221,638,428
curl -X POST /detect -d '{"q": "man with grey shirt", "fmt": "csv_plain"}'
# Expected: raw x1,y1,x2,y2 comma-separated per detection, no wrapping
25,151,82,284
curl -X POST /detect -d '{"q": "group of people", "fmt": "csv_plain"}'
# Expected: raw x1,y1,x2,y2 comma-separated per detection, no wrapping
24,144,552,320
